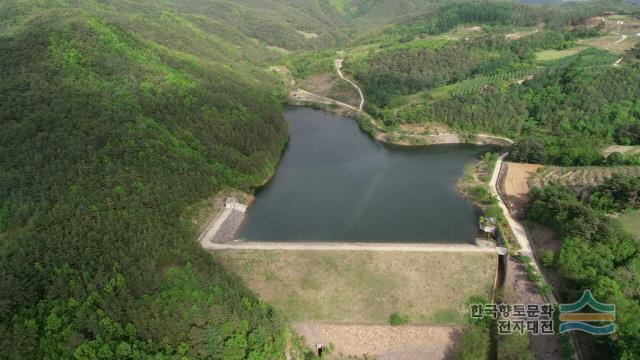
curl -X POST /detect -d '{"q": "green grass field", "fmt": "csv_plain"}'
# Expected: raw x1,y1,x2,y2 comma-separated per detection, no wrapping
620,210,640,239
535,46,587,61
211,250,497,325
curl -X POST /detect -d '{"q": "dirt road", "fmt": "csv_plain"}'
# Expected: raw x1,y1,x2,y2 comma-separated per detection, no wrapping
615,34,628,44
335,59,365,111
490,154,557,303
490,155,533,254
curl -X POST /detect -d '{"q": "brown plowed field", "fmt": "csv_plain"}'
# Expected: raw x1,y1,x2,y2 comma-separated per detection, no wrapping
501,162,543,214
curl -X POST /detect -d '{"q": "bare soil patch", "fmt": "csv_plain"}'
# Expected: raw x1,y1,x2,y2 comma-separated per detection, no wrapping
288,89,359,116
501,162,543,216
296,30,319,39
294,323,463,360
298,73,360,107
506,28,539,40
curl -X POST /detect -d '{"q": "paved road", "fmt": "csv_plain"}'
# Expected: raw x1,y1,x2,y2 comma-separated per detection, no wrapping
204,240,498,253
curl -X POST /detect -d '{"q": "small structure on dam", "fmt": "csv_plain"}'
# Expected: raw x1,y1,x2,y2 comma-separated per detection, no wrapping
479,216,496,234
199,197,248,245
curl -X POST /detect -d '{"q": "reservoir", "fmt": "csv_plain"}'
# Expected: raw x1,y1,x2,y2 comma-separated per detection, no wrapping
238,107,492,243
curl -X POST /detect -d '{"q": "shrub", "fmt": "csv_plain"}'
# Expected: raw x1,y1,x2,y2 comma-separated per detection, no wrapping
498,334,533,360
456,326,490,360
389,312,409,326
540,249,555,268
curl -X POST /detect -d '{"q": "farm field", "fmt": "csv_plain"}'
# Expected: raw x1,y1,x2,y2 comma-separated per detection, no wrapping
451,70,539,96
530,166,640,190
500,162,543,215
210,250,496,325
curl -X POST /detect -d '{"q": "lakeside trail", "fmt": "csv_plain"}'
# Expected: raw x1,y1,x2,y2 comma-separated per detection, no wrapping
491,155,569,359
335,59,365,111
490,154,557,305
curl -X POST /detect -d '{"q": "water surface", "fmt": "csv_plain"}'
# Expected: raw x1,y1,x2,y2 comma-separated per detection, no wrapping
238,107,491,243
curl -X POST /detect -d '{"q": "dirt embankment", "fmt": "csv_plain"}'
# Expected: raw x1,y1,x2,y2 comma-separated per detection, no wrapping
377,132,513,146
288,88,361,117
197,195,250,246
294,323,463,360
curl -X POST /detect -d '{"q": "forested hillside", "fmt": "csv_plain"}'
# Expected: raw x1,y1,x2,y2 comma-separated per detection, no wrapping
0,1,305,358
332,1,640,167
528,177,640,358
0,1,486,357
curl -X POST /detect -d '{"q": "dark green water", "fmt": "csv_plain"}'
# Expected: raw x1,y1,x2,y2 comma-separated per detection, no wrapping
238,107,492,243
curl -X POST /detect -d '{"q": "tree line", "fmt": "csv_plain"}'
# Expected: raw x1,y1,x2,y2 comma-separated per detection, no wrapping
528,176,640,358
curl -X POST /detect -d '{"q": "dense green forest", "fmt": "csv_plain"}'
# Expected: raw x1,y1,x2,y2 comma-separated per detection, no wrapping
528,176,640,359
0,0,316,358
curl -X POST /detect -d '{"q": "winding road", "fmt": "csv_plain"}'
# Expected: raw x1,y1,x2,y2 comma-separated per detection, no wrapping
335,59,365,111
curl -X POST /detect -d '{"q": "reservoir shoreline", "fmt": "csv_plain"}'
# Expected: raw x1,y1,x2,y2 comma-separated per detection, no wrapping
236,107,499,244
200,105,508,246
